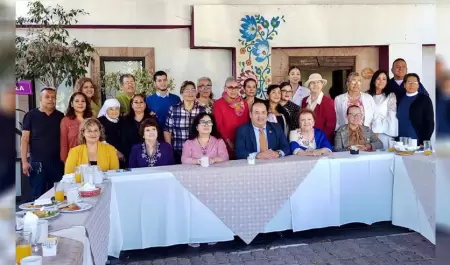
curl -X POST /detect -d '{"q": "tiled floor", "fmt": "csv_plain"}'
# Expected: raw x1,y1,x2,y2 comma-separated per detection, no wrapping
112,223,435,265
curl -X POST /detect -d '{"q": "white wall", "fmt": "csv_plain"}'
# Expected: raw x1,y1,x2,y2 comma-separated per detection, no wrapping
16,0,435,26
193,5,435,47
15,28,232,98
422,46,436,144
437,4,450,66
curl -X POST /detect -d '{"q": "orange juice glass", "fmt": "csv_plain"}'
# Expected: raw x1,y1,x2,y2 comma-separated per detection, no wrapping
75,173,81,183
54,182,65,202
16,231,31,264
424,140,432,156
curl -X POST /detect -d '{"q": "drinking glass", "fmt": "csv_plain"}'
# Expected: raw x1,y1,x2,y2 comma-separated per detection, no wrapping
75,166,83,184
400,137,407,145
54,182,65,202
16,231,32,264
424,140,432,156
388,138,395,152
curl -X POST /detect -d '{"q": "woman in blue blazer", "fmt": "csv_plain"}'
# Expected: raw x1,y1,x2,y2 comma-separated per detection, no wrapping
289,109,332,156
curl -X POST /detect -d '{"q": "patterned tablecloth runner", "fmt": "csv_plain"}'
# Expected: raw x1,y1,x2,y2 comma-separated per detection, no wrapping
161,156,320,243
40,181,111,265
401,154,436,231
44,236,83,265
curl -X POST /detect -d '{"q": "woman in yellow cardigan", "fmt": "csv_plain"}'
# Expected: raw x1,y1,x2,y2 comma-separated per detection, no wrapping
65,118,119,174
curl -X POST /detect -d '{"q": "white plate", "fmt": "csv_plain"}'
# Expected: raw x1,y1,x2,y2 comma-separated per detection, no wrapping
60,203,93,213
16,210,60,220
18,202,58,211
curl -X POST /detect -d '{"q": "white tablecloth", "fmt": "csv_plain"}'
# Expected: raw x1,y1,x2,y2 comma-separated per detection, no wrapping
106,152,394,257
392,154,436,244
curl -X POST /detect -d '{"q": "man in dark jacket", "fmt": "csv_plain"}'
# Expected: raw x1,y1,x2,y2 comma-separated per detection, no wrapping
388,58,428,101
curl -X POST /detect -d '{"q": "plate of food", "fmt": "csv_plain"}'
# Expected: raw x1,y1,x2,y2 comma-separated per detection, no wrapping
59,203,92,213
18,199,58,211
16,209,60,220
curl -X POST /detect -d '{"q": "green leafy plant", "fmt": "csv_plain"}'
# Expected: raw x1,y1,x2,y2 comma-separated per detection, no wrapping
102,68,176,98
15,0,94,88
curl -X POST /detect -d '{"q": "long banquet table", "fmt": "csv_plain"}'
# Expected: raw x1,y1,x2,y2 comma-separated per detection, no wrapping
35,151,436,263
106,152,396,257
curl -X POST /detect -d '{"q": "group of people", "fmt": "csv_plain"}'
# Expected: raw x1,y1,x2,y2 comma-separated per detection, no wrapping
20,58,435,199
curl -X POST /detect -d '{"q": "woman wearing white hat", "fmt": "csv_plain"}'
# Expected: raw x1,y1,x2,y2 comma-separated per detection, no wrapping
301,73,336,142
98,99,125,164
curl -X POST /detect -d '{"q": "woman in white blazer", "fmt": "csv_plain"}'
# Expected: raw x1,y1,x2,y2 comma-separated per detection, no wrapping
334,72,376,130
367,70,398,148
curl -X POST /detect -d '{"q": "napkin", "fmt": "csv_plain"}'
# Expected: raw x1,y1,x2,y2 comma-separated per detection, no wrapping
16,216,24,230
34,198,52,206
61,173,75,183
80,182,96,191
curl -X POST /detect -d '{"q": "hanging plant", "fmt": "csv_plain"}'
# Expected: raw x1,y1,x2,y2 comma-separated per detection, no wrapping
15,0,94,88
102,68,176,98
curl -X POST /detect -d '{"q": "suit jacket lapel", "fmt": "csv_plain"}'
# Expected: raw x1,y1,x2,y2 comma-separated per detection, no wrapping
266,123,275,150
248,124,258,152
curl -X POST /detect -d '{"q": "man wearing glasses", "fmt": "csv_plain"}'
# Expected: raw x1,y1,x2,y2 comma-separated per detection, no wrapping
116,74,136,115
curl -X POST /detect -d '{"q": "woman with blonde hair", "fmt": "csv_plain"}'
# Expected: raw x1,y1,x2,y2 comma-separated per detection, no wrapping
64,118,119,173
74,77,101,117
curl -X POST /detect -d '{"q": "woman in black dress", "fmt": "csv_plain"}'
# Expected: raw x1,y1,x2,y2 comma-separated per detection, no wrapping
121,94,157,163
97,98,126,167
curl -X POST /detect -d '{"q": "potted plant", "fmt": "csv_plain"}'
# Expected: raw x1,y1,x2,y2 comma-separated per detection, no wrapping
102,68,176,98
15,0,94,88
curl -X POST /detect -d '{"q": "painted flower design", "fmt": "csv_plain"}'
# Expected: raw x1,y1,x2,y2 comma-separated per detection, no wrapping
261,17,270,28
251,39,270,62
239,16,258,41
271,17,280,28
246,59,252,66
240,47,246,54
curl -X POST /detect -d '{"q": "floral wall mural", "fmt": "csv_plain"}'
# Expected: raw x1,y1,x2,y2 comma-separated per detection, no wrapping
237,14,285,99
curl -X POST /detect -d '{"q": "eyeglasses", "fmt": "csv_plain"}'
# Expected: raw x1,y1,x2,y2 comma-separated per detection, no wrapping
406,81,419,85
199,120,213,126
281,90,293,94
348,113,362,119
198,85,212,90
183,89,197,94
349,81,362,85
85,129,100,134
226,86,240,90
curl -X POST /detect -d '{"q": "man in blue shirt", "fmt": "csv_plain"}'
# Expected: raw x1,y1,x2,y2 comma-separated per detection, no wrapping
146,71,181,127
388,58,428,100
235,101,290,159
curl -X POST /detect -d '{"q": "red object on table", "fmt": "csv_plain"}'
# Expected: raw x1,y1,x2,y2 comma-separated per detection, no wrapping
80,187,101,197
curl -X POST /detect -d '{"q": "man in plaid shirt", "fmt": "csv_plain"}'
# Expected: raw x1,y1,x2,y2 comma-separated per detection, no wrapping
164,81,206,164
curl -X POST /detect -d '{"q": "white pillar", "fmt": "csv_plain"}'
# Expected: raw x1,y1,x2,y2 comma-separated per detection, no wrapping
388,43,424,79
437,4,450,66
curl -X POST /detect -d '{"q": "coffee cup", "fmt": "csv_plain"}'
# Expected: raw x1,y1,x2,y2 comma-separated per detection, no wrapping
200,157,209,167
66,187,81,204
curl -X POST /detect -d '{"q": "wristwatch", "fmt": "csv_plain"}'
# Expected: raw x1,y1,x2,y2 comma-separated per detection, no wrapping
277,150,282,157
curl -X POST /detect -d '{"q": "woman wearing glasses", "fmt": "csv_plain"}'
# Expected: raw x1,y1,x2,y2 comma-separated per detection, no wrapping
181,113,229,165
279,82,300,130
397,73,434,145
196,77,215,113
65,118,119,173
213,77,250,158
334,105,383,152
164,81,206,164
334,72,376,130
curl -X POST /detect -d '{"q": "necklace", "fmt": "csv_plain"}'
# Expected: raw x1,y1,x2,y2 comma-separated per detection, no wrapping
197,136,211,155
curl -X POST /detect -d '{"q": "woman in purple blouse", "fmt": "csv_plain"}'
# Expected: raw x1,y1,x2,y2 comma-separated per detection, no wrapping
128,118,174,168
181,113,229,165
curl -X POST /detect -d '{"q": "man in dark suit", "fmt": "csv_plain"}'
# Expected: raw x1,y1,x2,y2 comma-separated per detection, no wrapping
388,58,428,100
235,101,290,159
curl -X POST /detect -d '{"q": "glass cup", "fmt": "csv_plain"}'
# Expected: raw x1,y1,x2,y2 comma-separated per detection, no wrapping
16,231,32,264
388,138,395,152
54,182,65,202
424,140,432,156
75,166,83,184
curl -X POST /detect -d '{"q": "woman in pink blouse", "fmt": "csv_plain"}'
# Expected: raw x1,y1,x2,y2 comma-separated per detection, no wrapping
60,92,93,162
181,113,229,165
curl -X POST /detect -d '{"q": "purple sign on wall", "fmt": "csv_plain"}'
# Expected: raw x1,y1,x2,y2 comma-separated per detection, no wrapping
16,80,33,95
